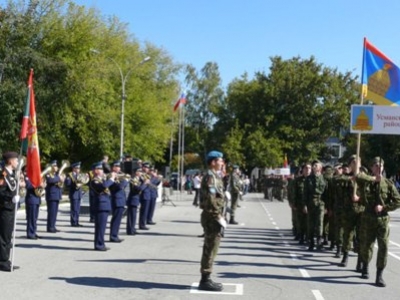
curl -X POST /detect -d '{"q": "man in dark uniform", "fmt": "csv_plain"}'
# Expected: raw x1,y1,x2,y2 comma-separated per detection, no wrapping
90,162,116,251
229,165,241,224
45,160,64,233
198,150,225,292
126,168,143,235
109,160,128,243
64,162,83,227
0,151,23,272
147,167,161,225
25,175,42,239
138,162,152,230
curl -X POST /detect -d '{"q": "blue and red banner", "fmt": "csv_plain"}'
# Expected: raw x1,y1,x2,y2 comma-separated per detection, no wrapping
362,38,400,106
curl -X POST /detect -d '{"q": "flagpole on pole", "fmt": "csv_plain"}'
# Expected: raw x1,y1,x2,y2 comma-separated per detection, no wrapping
181,107,185,196
177,103,182,198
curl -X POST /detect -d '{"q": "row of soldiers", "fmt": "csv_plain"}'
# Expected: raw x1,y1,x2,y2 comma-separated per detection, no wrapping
286,156,400,288
262,175,289,201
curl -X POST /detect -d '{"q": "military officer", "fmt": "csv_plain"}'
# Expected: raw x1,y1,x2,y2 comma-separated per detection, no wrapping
355,157,400,287
198,150,226,292
90,161,116,251
45,160,64,233
295,163,311,244
0,152,23,272
109,160,128,243
64,162,83,227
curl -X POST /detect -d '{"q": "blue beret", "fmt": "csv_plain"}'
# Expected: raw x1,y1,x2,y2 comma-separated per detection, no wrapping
207,151,223,161
92,161,103,170
232,164,239,169
50,160,58,166
71,162,81,169
112,160,121,167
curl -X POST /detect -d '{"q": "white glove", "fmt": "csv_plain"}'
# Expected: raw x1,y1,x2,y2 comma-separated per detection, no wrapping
12,195,20,204
224,191,231,201
217,217,227,229
239,191,243,196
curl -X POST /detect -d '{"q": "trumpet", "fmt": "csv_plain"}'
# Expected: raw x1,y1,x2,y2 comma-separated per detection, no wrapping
76,173,89,187
115,172,131,181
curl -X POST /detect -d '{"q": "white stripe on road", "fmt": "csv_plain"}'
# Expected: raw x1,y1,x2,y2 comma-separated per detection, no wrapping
312,290,325,300
290,253,298,260
299,268,310,278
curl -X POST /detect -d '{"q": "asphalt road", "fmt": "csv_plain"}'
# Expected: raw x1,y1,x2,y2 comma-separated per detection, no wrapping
2,192,400,300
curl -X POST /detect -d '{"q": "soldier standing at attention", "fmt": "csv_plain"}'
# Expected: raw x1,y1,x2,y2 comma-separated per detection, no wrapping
229,165,241,225
198,151,226,292
303,160,327,251
355,157,400,287
0,152,24,272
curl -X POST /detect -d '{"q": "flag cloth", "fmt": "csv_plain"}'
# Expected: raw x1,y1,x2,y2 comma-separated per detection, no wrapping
21,69,42,187
173,93,187,112
362,38,400,106
283,154,288,168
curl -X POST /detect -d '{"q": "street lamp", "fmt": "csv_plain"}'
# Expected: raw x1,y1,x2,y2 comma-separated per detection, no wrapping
91,49,151,159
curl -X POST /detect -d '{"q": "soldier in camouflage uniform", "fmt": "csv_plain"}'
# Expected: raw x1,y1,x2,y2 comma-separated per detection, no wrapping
355,157,400,287
295,163,312,244
337,155,364,269
286,173,297,237
332,163,345,258
303,160,327,251
229,165,242,225
322,165,334,248
198,151,226,292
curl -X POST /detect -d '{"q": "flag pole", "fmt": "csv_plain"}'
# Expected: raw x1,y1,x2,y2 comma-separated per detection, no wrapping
181,106,185,196
177,101,182,198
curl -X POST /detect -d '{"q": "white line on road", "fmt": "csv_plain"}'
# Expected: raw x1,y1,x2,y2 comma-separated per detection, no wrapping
312,290,325,300
299,268,310,278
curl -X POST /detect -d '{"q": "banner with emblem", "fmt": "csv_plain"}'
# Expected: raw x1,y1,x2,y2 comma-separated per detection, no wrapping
20,69,42,187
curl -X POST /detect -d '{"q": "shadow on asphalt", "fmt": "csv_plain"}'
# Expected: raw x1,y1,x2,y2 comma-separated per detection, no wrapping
49,276,191,290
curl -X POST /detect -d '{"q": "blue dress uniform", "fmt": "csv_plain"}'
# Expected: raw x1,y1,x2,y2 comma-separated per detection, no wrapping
90,162,114,251
147,172,161,224
88,170,95,222
45,160,63,233
25,177,41,239
139,163,152,230
109,161,128,242
64,162,83,227
126,171,143,235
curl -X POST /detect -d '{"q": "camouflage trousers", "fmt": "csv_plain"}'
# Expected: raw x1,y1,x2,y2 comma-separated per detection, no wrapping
307,202,325,240
359,213,390,269
200,211,222,274
295,208,307,238
230,193,239,217
342,210,361,253
333,209,344,246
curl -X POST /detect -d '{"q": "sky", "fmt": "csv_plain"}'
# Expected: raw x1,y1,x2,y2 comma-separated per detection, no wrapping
3,0,400,89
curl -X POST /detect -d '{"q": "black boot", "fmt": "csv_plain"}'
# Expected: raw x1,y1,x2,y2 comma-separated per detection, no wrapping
229,217,238,225
355,256,363,273
329,241,335,251
299,235,305,245
316,237,323,250
334,246,341,258
339,252,348,267
308,238,315,251
361,263,369,279
199,274,223,292
376,268,386,287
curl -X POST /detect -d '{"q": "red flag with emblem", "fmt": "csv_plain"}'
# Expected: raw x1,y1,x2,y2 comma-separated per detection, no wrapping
20,69,42,187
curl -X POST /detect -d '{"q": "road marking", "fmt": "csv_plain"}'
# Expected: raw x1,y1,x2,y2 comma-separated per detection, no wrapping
299,268,310,278
190,283,244,295
312,290,325,300
290,253,298,260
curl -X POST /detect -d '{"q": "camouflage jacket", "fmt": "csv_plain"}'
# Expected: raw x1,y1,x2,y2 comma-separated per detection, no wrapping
200,169,225,219
303,173,326,207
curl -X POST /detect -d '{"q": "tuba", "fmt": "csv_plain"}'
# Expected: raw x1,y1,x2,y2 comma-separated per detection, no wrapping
57,160,70,188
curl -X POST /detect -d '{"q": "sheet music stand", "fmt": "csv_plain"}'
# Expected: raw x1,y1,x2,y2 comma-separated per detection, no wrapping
162,187,176,206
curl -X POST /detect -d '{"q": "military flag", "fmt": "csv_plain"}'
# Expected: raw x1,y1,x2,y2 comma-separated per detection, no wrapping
20,69,42,187
283,154,288,168
362,38,400,106
173,93,187,112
